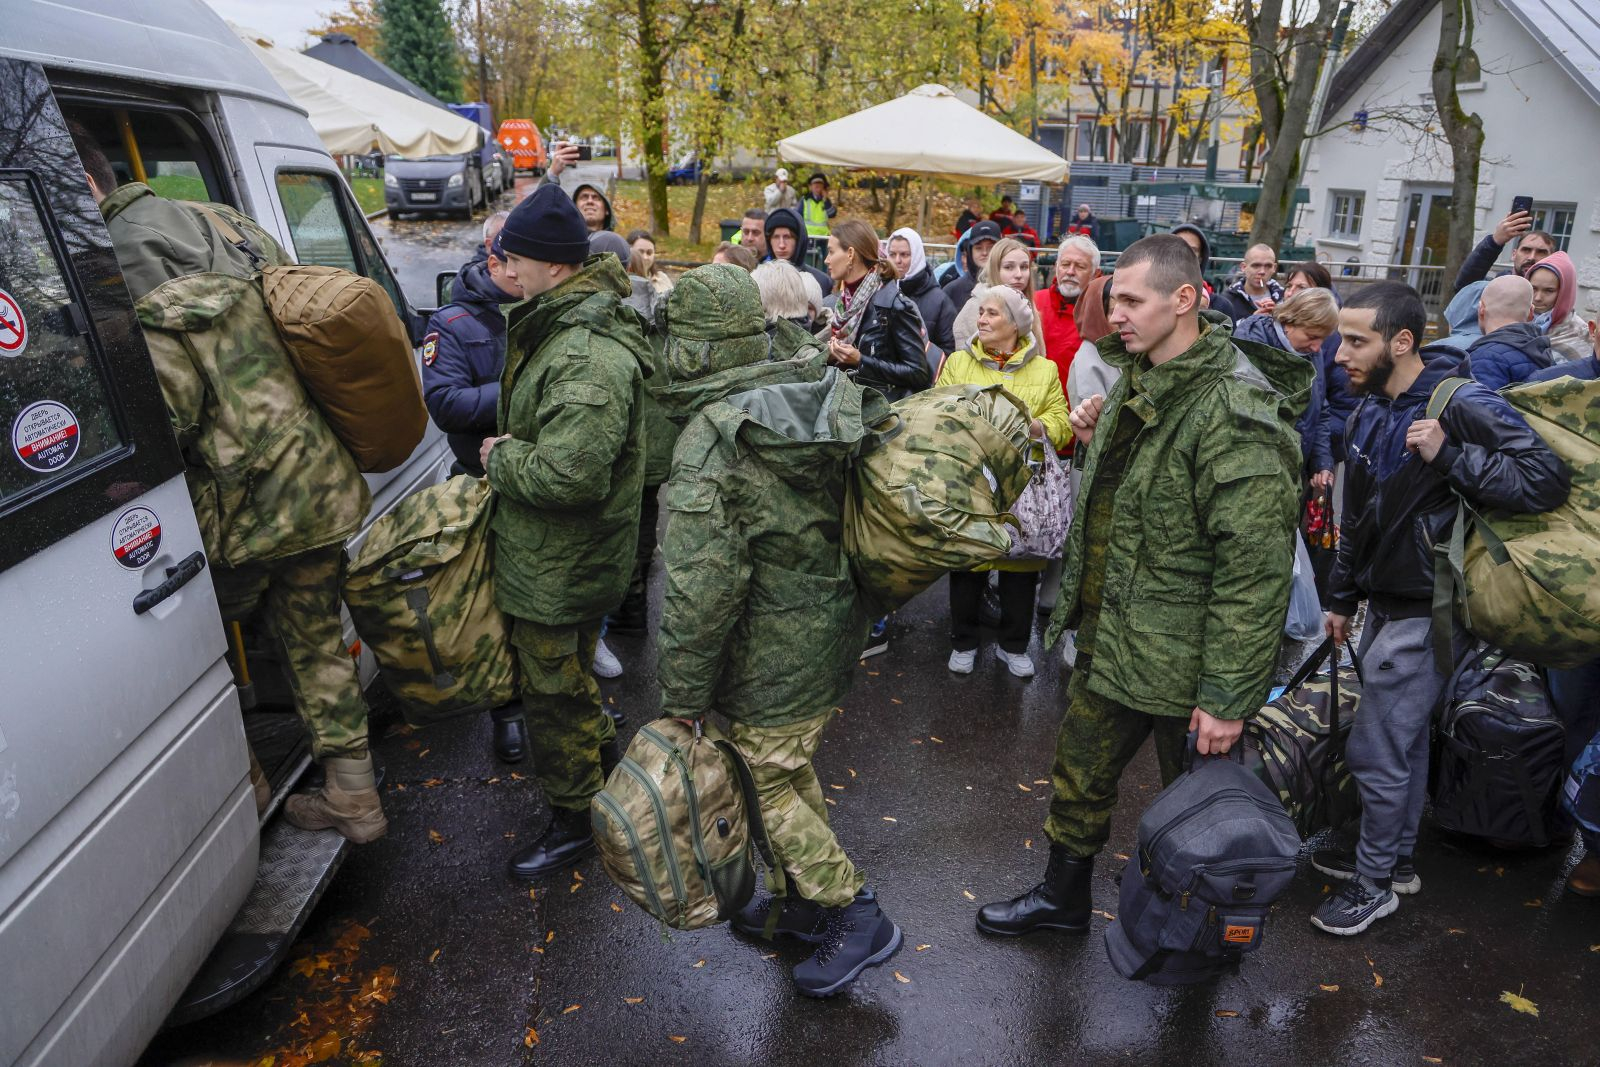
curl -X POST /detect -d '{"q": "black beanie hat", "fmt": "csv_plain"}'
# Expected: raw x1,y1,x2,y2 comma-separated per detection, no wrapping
498,184,590,264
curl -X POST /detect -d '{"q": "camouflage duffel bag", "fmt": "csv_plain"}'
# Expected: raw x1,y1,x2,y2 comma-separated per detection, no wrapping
1240,638,1362,838
592,718,779,930
844,383,1035,614
1430,375,1600,669
344,475,517,726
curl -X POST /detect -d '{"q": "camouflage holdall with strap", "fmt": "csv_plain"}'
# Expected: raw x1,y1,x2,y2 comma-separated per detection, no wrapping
343,475,517,726
1239,638,1362,837
1430,375,1600,669
591,717,780,930
844,383,1035,614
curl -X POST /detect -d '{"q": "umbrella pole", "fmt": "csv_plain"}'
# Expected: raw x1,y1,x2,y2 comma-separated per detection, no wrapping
918,180,931,236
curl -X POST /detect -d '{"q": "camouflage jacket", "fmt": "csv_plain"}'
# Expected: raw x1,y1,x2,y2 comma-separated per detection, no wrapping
104,183,370,565
1044,320,1311,720
488,255,651,626
658,368,891,726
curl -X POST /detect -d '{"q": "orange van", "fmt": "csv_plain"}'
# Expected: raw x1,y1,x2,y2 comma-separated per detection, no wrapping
496,119,548,174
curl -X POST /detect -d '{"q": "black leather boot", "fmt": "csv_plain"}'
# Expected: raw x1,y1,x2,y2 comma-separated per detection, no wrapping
600,740,621,778
491,705,527,764
975,845,1093,936
605,704,626,732
507,806,595,879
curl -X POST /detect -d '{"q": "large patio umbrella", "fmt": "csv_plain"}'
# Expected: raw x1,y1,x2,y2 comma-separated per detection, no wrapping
777,84,1069,185
233,25,479,158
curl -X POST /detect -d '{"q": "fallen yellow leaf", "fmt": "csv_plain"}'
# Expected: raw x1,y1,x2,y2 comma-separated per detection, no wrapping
546,930,555,943
825,797,837,806
916,944,931,951
1591,944,1600,952
418,749,429,758
1093,909,1116,921
1215,1009,1239,1018
524,1026,539,1047
624,996,644,1004
1500,989,1539,1017
1318,983,1339,992
762,952,779,960
830,784,846,790
1115,852,1130,861
428,948,441,964
893,970,911,983
422,777,444,787
1024,839,1033,850
306,1032,342,1062
929,736,943,743
962,890,976,901
1448,928,1465,935
1422,1058,1443,1064
883,816,898,823
910,739,923,745
1033,779,1049,785
532,947,544,954
487,777,500,784
848,768,857,778
1017,783,1032,792
1373,973,1384,988
833,707,844,715
562,1004,581,1014
427,830,444,845
570,881,581,894
891,698,903,705
693,959,706,969
574,871,584,881
669,1035,687,1044
1523,899,1542,908
510,772,525,780
529,888,537,900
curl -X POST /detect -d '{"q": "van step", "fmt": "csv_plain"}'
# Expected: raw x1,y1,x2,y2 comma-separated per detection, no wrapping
164,816,348,1025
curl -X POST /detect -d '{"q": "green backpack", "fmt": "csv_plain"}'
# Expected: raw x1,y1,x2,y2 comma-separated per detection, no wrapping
343,475,518,725
591,718,779,930
1429,375,1600,670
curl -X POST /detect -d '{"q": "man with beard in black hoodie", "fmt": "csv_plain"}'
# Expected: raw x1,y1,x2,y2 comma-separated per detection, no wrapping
764,206,833,297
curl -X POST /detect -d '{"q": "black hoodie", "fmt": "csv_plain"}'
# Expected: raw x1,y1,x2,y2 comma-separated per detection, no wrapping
570,182,615,232
764,206,833,296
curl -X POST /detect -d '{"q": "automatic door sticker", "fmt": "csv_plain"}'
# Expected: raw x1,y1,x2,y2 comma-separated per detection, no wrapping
111,505,162,570
12,400,80,473
0,289,26,356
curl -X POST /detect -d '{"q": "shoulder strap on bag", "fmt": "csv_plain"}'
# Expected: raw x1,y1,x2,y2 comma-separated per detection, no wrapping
1424,376,1474,675
714,737,786,902
191,203,266,270
1425,376,1471,421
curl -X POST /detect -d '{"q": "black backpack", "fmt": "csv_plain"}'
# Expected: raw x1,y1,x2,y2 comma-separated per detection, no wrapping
1239,638,1363,837
1106,745,1300,986
1431,643,1565,847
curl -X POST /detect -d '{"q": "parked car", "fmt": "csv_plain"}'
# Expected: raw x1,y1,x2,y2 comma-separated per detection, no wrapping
0,4,452,1064
667,153,705,185
384,150,488,219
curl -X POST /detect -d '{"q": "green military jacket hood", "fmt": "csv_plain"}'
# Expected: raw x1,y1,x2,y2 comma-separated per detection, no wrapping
1045,319,1311,721
656,369,891,726
488,253,652,626
105,185,370,564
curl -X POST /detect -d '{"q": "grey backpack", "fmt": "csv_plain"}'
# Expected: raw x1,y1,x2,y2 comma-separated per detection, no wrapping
1105,745,1299,985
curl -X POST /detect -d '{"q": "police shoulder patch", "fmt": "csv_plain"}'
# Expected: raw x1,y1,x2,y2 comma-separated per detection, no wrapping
422,332,439,365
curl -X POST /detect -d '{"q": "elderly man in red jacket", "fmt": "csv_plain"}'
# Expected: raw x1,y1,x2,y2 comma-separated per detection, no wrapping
1033,235,1101,400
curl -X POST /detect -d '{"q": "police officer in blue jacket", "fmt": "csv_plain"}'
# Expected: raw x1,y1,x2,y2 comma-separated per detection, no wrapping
423,226,523,478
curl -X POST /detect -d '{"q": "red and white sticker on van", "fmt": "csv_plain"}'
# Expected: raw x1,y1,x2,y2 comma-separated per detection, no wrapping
110,505,162,570
12,399,80,473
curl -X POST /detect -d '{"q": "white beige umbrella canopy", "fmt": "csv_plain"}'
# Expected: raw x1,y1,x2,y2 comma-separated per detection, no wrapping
777,83,1069,184
232,24,480,158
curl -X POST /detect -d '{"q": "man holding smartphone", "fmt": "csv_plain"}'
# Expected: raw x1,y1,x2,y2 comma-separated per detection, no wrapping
1452,198,1557,294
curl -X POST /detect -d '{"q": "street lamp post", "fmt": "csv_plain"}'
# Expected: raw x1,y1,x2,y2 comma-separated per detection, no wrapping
1203,68,1224,182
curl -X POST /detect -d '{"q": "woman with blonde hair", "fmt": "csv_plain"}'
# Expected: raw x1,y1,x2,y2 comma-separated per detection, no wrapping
952,236,1047,355
1235,287,1339,488
934,285,1070,679
819,217,930,403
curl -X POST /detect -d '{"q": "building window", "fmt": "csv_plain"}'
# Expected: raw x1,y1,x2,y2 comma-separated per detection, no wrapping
1328,190,1365,239
1530,203,1575,252
1075,118,1110,162
1119,119,1162,163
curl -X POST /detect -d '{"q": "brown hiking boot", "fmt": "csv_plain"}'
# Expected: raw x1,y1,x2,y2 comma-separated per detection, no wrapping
284,754,388,843
1566,852,1600,897
248,746,271,816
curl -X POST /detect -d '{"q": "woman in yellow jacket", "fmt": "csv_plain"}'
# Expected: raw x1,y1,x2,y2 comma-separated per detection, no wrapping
935,285,1070,679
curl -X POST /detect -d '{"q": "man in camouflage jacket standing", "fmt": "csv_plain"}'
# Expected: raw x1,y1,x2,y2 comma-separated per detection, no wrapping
481,186,651,879
77,133,386,842
654,265,902,998
978,235,1311,937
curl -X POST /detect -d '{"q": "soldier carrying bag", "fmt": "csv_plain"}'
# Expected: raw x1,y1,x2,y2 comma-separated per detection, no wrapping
592,718,782,931
343,475,518,725
196,204,428,473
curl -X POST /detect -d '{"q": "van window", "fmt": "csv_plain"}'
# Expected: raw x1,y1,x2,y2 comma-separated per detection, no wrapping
59,104,228,205
0,176,126,509
275,171,407,318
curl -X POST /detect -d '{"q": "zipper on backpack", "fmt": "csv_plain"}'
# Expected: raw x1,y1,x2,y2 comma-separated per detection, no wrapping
639,725,716,886
619,757,690,917
594,790,668,920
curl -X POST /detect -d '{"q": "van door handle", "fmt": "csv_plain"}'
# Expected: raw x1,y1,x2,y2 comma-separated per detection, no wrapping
134,551,208,616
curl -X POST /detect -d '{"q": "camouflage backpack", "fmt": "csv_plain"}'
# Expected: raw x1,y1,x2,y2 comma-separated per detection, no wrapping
591,718,779,930
1429,375,1600,669
343,475,517,726
844,383,1035,614
1239,639,1362,838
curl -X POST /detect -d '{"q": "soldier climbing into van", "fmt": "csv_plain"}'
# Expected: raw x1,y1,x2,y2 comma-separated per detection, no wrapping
71,124,389,843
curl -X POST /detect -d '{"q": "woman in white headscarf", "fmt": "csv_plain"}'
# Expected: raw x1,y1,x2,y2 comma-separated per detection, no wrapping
886,227,956,357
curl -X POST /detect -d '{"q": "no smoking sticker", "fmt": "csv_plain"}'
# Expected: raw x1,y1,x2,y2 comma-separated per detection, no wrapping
111,506,162,570
0,289,27,357
12,400,80,473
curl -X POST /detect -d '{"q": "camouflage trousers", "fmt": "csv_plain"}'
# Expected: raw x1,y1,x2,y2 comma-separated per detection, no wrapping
729,712,865,909
1045,655,1189,857
213,545,369,760
511,617,615,812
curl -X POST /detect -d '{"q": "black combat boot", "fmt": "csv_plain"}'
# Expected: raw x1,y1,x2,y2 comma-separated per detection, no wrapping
507,806,594,879
609,587,649,634
793,888,902,997
491,705,527,764
975,845,1093,936
600,740,621,778
605,704,626,732
731,891,828,943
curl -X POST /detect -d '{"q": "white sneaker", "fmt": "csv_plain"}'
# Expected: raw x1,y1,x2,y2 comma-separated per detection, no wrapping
1059,630,1078,671
995,646,1035,678
947,649,976,675
592,638,623,679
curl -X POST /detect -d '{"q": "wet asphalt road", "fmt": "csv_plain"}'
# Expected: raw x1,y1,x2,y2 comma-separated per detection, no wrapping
140,206,1600,1066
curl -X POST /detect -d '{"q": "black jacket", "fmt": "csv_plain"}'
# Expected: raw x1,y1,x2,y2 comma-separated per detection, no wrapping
1453,232,1506,293
423,259,510,474
825,279,930,402
1328,354,1570,617
764,206,833,296
898,267,956,356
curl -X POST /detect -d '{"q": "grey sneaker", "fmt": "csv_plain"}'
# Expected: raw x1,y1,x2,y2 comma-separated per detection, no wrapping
995,646,1035,679
1310,873,1397,936
592,638,623,679
1312,848,1420,895
948,648,976,675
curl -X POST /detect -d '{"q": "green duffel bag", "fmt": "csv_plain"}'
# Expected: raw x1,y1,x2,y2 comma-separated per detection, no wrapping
1431,375,1600,669
844,383,1035,614
591,717,780,931
344,475,517,726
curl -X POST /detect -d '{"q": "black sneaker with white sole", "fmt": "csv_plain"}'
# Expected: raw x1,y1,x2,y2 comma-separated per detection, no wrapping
1310,873,1398,935
792,888,901,997
1312,848,1421,895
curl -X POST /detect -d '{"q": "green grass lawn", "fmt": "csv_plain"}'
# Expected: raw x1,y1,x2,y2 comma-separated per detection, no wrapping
347,176,385,216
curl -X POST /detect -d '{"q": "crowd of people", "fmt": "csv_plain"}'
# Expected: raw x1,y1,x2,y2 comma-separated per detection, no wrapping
78,111,1598,1000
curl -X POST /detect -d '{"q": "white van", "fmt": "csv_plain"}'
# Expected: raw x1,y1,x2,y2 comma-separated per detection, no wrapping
0,5,451,1065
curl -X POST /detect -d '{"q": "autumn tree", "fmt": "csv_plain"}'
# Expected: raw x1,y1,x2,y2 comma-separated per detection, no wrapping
308,0,382,53
377,0,464,102
1431,0,1484,285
